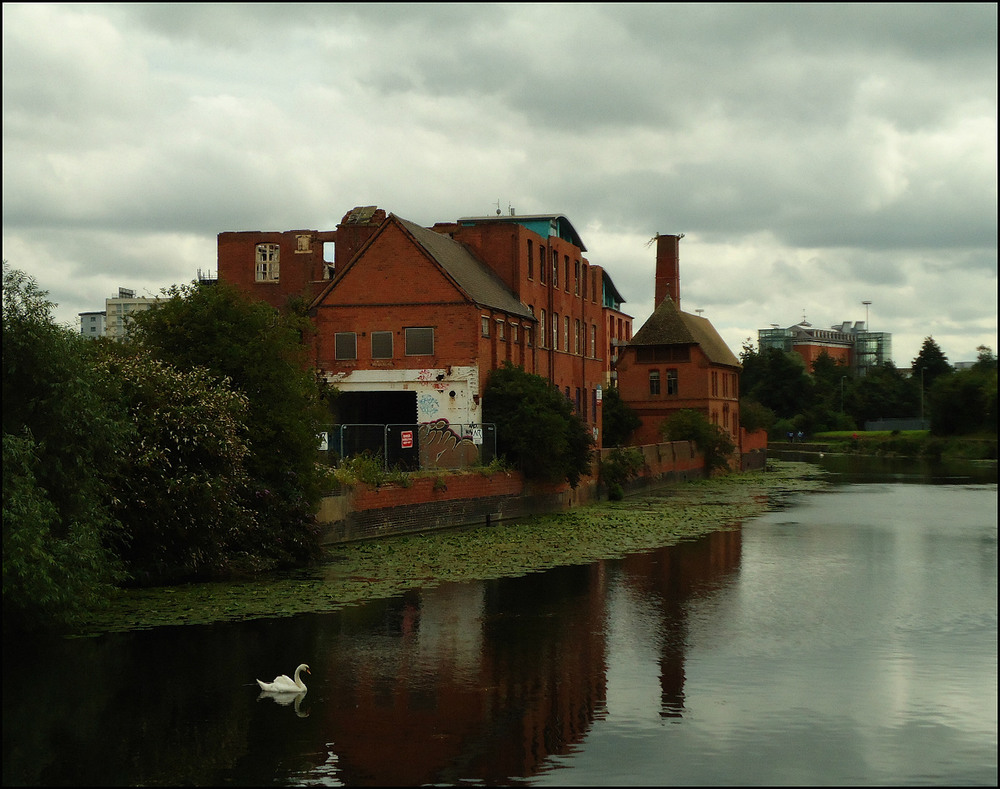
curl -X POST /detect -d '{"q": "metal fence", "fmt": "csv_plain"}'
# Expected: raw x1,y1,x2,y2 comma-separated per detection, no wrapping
318,422,497,471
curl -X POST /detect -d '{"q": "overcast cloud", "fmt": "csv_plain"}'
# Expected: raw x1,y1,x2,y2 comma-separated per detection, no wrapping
3,3,996,366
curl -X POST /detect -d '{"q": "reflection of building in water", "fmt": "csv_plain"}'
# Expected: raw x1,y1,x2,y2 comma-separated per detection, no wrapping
620,528,743,718
320,563,608,785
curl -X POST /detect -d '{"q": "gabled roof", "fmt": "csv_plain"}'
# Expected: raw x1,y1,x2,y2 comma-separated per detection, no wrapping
311,213,534,321
395,216,535,320
629,296,740,368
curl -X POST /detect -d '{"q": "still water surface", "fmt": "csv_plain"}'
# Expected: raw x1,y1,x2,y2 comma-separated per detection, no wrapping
3,460,996,786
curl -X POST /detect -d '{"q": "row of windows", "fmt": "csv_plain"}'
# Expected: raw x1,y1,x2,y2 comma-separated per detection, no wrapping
649,369,680,396
525,240,599,304
335,328,434,360
480,316,533,346
711,370,739,398
534,310,599,356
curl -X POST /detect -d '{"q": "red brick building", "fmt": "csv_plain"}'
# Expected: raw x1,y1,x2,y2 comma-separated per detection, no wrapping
218,207,632,448
614,234,742,448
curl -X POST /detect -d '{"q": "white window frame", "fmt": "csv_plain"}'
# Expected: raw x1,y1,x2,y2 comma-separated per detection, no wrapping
255,243,280,281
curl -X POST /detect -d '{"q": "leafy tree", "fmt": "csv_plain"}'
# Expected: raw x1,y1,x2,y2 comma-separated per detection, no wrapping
601,385,642,447
126,281,329,564
911,336,953,391
739,398,776,434
973,345,998,373
848,362,920,426
90,346,262,583
660,408,736,477
740,345,813,419
483,362,594,487
928,365,998,436
2,264,125,629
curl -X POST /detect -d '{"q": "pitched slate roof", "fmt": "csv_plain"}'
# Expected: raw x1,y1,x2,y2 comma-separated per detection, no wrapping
629,296,741,368
395,216,535,321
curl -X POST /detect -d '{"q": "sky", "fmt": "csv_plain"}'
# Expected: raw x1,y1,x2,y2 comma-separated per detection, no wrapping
3,3,996,367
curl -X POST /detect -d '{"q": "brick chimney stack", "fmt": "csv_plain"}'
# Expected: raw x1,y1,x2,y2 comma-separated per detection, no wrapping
654,233,681,309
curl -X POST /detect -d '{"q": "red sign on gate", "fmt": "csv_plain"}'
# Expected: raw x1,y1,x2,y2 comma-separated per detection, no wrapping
400,430,413,449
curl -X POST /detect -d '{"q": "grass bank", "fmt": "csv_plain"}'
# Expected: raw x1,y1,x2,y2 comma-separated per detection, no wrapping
73,461,829,635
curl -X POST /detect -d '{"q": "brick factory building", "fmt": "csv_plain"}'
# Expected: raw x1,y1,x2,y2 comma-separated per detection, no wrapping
218,206,632,448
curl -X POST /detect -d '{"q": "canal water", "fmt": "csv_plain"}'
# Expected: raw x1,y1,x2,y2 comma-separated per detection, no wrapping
3,458,996,786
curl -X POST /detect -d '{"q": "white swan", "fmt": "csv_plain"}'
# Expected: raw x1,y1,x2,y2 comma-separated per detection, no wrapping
257,663,310,693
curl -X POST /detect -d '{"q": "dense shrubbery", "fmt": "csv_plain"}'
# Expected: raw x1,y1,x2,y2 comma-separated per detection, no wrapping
483,362,594,487
660,408,737,476
600,385,642,447
2,266,331,630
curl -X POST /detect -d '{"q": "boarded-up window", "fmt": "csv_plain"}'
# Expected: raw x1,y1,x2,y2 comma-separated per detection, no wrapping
335,332,357,360
405,327,434,356
371,331,393,359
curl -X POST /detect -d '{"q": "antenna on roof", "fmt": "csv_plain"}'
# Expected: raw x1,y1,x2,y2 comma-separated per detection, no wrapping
495,199,502,216
645,233,659,248
695,309,704,316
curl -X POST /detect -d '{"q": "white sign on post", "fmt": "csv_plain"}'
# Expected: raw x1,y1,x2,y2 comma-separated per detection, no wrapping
471,427,484,445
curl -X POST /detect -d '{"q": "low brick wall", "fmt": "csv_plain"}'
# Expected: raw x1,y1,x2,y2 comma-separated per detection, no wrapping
318,439,739,544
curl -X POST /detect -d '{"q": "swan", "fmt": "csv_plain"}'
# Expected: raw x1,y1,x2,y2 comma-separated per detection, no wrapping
257,663,310,693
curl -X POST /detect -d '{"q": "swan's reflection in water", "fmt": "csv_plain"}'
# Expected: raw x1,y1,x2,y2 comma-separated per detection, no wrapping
257,689,309,718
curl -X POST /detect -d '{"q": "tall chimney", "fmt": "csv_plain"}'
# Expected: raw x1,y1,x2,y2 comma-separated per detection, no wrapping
654,234,681,309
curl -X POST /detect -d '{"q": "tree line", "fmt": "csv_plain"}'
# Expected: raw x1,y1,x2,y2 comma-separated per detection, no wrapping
738,335,998,438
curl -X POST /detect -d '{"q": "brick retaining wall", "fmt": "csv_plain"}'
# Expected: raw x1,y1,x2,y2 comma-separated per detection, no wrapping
318,438,766,544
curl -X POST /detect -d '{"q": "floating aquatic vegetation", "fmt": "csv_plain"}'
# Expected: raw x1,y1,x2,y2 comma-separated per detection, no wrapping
75,461,827,634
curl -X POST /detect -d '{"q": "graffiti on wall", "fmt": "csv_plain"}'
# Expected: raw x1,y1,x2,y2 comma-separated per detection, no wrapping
418,418,480,468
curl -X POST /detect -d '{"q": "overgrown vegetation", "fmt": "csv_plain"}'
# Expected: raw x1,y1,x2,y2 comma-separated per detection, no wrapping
483,362,594,487
599,447,646,500
2,266,332,630
600,385,642,447
660,408,737,477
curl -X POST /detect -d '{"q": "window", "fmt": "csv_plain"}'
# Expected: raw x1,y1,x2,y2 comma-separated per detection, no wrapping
525,327,533,347
511,323,518,344
527,241,534,280
552,312,559,349
582,263,588,299
255,244,280,281
712,370,719,397
481,316,490,337
335,332,357,360
564,256,570,292
552,249,558,288
590,324,597,357
666,369,679,395
564,316,570,352
574,319,581,354
540,247,547,284
371,331,393,359
539,310,546,348
295,234,311,253
497,319,506,341
649,370,661,395
405,327,434,356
